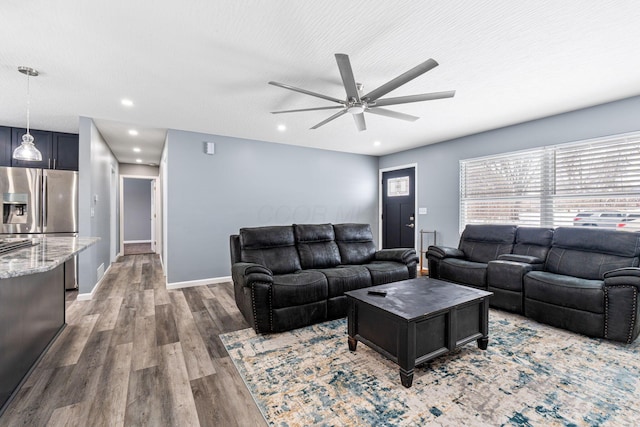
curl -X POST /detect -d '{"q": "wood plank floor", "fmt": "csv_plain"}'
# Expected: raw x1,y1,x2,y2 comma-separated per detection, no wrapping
123,243,154,255
1,254,266,426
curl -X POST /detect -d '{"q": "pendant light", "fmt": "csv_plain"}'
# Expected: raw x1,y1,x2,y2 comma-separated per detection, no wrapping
13,66,43,162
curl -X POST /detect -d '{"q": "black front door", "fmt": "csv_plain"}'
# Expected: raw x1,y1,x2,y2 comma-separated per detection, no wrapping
382,167,415,249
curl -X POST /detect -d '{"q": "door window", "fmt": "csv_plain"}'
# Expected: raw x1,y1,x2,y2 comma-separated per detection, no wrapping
387,176,410,197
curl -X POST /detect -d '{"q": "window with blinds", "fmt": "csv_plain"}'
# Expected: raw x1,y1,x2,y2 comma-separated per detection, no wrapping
460,132,640,231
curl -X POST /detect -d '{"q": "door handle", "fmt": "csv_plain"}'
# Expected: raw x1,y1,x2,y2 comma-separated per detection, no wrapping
42,175,47,229
405,223,415,229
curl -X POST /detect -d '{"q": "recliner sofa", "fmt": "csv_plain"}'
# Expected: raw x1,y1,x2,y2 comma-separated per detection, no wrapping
230,223,418,333
427,224,640,343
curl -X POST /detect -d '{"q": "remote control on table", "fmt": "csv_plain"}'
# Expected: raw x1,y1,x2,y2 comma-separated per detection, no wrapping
367,290,387,296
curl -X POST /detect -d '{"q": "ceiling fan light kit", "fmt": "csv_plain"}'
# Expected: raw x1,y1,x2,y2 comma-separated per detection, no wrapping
269,53,455,131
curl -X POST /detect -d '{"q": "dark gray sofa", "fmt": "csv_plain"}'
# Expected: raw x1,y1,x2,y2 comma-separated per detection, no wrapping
230,223,418,333
427,225,640,343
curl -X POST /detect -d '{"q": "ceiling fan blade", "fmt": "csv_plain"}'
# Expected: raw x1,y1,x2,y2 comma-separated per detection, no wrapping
372,90,456,107
310,110,348,129
335,54,360,102
269,81,345,104
271,106,344,114
353,113,366,131
367,107,419,122
363,58,439,102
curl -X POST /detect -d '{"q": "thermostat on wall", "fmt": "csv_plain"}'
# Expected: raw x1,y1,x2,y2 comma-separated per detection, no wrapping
204,141,215,155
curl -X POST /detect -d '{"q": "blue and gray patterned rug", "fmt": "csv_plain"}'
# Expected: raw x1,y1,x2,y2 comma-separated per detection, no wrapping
220,310,640,426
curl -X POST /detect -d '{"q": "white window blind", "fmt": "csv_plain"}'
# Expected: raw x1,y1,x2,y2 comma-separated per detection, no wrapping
460,132,640,231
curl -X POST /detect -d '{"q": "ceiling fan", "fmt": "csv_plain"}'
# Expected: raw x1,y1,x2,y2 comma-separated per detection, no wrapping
269,54,455,131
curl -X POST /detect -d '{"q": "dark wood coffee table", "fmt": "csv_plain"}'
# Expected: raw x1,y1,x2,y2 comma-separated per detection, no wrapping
345,277,492,388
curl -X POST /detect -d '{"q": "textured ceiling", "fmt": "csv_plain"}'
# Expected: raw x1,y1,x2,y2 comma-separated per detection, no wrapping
1,1,640,164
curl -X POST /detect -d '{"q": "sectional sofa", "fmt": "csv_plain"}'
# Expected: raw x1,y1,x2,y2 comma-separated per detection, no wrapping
230,223,418,333
427,224,640,343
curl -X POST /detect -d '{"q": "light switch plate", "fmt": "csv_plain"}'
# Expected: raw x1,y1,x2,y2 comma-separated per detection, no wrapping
419,207,428,215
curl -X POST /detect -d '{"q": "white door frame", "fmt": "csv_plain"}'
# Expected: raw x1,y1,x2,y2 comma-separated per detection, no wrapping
150,180,156,253
110,165,117,262
119,174,161,255
378,163,418,250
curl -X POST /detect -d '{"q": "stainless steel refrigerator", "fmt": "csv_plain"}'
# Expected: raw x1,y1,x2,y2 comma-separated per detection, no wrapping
0,166,78,288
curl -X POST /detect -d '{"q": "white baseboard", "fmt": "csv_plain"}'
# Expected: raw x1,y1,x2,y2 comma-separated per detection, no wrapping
167,275,232,290
77,262,230,296
124,240,152,244
77,263,113,301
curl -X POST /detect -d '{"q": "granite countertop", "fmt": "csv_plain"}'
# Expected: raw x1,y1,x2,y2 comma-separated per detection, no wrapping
0,237,99,279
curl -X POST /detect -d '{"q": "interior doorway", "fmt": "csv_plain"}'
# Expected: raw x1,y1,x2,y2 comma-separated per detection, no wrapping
120,175,159,256
379,164,417,249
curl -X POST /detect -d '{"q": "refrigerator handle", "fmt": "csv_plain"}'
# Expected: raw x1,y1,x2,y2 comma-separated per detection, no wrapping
42,175,47,229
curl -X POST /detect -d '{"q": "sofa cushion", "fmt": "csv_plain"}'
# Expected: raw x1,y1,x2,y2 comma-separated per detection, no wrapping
552,227,640,258
439,258,487,288
240,226,301,274
334,223,376,264
524,271,604,314
545,248,639,281
544,227,640,280
362,261,409,286
294,224,341,269
270,271,328,308
458,224,516,263
511,227,554,262
315,266,371,298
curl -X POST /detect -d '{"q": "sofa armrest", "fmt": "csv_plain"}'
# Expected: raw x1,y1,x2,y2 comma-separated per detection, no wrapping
426,245,464,280
497,254,544,265
375,248,419,265
231,262,274,333
426,245,464,260
603,267,640,343
231,262,273,288
604,267,640,283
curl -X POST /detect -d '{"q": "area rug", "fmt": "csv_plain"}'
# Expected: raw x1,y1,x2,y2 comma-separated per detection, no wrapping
219,310,640,426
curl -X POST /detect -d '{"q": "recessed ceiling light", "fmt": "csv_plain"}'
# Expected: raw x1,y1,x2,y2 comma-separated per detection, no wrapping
135,159,142,163
277,124,286,132
121,99,134,107
128,129,138,136
373,140,381,146
133,147,141,152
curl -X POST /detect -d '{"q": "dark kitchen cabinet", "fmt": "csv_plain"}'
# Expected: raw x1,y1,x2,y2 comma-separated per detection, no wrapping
0,127,11,167
52,133,79,170
4,126,78,171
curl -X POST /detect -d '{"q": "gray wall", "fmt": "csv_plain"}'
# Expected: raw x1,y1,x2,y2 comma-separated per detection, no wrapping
123,178,152,241
78,117,119,294
120,164,159,176
379,95,640,248
165,130,379,284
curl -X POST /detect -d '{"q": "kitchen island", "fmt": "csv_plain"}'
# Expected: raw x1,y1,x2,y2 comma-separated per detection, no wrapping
0,236,98,414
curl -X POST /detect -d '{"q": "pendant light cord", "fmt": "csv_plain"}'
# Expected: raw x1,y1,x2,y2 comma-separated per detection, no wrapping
26,71,31,135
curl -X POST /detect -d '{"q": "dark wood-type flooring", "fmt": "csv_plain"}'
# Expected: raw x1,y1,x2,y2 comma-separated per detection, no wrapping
1,254,266,426
123,243,154,255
